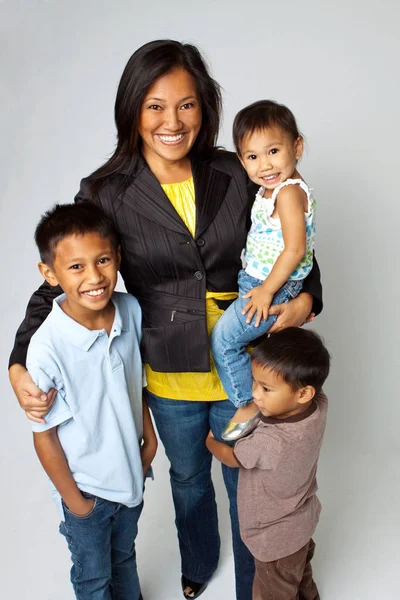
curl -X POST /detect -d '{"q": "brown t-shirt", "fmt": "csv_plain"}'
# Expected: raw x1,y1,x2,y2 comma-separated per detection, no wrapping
233,392,328,562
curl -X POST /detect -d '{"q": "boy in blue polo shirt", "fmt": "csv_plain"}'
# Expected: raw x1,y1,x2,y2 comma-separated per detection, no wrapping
26,203,157,600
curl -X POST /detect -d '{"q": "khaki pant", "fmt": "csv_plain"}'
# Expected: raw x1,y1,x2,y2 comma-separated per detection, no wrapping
253,539,320,600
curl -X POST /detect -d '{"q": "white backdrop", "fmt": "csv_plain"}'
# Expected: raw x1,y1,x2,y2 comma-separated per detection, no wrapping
1,1,399,598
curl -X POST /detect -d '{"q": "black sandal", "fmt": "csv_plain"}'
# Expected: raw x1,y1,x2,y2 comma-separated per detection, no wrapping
181,575,208,599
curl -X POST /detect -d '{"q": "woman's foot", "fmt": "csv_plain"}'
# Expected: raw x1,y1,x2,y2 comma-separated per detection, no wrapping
181,575,208,599
221,402,261,441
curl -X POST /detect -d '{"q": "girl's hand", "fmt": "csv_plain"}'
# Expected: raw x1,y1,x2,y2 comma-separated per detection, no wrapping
242,286,274,328
268,293,314,333
9,364,56,423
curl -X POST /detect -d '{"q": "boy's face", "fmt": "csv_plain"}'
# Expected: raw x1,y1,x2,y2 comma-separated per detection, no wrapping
39,232,120,320
239,126,303,192
252,362,314,419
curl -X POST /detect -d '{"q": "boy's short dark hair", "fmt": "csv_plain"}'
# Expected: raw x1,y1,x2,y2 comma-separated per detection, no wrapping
251,328,330,393
233,100,301,155
35,203,119,266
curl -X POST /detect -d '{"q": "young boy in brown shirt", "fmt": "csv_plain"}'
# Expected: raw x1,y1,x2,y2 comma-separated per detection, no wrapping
207,327,330,600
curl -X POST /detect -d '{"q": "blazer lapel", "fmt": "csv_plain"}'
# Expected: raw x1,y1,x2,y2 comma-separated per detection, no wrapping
120,155,232,238
192,157,231,238
121,159,192,236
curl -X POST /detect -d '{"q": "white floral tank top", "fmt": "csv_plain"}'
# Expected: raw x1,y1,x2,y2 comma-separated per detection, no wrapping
244,179,316,282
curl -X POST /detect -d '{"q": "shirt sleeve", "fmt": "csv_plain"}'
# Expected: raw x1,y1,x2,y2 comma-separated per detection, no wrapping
233,428,284,470
27,362,73,433
8,282,61,368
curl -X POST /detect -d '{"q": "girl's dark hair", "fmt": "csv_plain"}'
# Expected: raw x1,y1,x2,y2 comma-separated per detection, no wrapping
233,100,301,155
251,328,330,393
35,203,119,266
89,39,222,186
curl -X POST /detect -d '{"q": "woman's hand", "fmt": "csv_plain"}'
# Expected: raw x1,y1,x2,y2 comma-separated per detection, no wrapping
9,364,56,423
268,293,315,333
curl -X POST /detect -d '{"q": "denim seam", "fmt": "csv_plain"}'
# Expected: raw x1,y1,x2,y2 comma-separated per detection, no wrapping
219,319,258,407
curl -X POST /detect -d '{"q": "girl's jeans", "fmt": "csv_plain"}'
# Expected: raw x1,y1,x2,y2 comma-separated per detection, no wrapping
145,391,255,600
59,493,143,600
211,270,303,408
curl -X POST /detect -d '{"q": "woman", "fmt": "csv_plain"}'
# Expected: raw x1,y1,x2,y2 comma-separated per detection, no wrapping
9,40,322,600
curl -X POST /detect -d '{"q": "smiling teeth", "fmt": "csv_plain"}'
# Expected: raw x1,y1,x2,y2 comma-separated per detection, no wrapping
158,134,184,142
263,174,279,180
85,288,105,296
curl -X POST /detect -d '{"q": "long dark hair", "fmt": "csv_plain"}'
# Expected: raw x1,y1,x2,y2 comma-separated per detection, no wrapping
89,39,222,186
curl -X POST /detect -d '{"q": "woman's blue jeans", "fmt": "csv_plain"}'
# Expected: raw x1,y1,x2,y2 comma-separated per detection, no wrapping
145,391,255,600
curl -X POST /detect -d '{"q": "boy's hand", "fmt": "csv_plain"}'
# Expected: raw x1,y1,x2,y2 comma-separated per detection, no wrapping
206,429,239,468
65,496,95,516
205,429,215,453
141,440,157,478
242,286,274,328
141,396,158,478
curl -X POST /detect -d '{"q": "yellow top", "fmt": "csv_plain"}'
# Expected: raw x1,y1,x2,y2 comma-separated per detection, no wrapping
145,177,238,400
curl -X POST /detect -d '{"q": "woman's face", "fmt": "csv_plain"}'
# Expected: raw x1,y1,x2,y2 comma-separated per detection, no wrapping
139,68,202,168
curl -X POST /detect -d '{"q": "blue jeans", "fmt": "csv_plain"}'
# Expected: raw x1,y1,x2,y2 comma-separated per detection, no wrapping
145,391,255,600
59,493,143,600
211,270,303,407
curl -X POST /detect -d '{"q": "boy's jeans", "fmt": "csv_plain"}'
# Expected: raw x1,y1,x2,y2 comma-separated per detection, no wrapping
59,493,143,600
211,270,303,407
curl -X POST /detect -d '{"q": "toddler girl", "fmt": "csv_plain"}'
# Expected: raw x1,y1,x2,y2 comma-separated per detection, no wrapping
211,100,317,441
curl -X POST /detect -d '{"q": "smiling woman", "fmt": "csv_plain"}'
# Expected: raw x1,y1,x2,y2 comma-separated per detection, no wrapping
139,69,202,182
9,39,323,600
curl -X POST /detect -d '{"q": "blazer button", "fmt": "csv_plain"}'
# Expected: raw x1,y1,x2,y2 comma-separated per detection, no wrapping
196,238,205,247
194,271,204,280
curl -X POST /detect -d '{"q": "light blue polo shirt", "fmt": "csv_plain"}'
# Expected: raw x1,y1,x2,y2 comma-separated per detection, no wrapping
27,292,146,520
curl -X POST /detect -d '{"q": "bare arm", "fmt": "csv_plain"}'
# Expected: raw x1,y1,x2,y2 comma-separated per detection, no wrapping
243,185,307,327
243,171,321,332
206,431,239,468
140,396,158,477
33,427,94,515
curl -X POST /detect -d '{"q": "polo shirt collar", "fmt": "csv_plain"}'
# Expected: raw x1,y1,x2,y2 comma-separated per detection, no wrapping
50,293,129,352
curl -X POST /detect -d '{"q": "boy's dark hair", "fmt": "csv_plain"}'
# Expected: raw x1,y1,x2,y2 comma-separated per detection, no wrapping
251,328,330,393
233,100,301,155
35,203,119,266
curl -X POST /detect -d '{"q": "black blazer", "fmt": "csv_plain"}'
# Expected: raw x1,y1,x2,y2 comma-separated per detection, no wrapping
10,151,322,372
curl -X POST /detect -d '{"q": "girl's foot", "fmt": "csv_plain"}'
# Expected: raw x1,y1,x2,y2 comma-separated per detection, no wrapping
221,402,261,442
181,575,208,599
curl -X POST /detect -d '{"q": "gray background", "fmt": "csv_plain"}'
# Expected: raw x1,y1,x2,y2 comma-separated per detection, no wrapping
1,1,399,598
